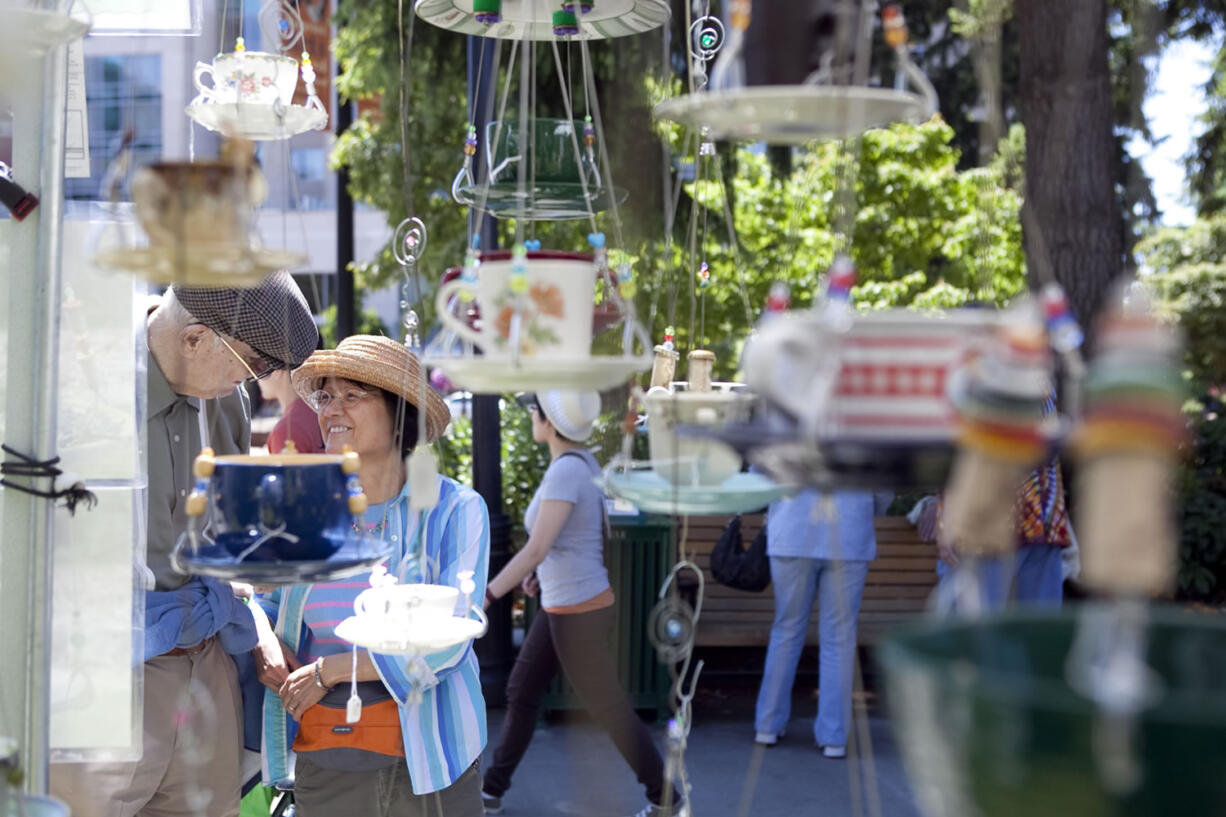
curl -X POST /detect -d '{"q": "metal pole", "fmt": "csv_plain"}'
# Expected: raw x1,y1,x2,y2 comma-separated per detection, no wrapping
465,34,513,705
0,41,68,794
335,98,356,340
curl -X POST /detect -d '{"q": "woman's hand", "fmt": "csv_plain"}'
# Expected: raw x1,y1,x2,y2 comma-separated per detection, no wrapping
521,572,539,598
279,662,328,722
252,632,300,691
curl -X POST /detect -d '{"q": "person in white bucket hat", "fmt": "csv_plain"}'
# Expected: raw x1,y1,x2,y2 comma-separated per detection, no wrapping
480,391,685,817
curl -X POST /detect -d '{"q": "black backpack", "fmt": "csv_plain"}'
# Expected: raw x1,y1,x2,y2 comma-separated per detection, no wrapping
710,514,771,592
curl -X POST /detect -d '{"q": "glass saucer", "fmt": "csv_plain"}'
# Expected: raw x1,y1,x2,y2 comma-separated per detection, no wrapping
423,354,650,393
604,468,790,515
92,245,307,287
2,7,90,56
175,533,392,585
414,0,668,40
186,102,327,141
454,182,628,221
335,614,487,655
653,86,933,145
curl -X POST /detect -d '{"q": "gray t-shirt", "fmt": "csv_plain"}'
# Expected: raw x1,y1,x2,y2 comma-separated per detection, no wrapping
525,449,610,608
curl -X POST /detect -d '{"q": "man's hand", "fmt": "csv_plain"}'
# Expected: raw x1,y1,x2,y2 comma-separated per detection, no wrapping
937,535,960,568
252,632,300,691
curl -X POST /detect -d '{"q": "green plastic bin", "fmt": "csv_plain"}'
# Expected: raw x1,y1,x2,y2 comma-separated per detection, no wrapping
524,513,673,719
879,606,1226,817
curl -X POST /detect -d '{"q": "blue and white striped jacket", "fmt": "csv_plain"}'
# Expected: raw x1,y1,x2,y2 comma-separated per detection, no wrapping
258,475,490,795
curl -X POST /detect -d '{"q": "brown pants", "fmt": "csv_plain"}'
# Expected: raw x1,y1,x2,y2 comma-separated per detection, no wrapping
482,605,672,806
50,638,243,817
294,757,483,817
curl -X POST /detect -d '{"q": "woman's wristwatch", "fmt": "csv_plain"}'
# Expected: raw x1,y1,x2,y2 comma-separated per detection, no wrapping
313,657,331,690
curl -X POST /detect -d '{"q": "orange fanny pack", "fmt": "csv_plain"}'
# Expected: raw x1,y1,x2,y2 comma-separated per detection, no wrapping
293,684,405,759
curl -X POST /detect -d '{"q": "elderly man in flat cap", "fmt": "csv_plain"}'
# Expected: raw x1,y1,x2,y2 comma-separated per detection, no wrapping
52,272,318,817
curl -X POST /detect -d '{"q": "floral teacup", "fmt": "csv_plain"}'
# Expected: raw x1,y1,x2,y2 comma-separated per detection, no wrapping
193,50,299,106
435,250,596,361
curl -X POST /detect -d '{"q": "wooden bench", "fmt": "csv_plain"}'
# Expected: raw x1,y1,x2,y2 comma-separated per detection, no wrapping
677,515,937,647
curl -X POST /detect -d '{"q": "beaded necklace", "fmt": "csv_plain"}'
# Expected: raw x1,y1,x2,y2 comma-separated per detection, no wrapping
353,503,391,537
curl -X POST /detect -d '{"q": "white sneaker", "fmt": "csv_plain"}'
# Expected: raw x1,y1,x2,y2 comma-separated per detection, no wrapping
481,790,503,814
822,745,847,759
630,801,689,817
753,731,778,746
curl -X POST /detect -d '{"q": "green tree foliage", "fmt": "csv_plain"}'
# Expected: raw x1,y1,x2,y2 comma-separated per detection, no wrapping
1140,213,1226,387
1187,45,1226,216
635,118,1026,377
1139,212,1226,600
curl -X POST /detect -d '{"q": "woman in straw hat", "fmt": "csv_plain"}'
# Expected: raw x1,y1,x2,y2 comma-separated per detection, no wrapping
254,335,490,817
479,391,683,817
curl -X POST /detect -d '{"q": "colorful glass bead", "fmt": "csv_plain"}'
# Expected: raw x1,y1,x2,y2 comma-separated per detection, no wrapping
729,0,750,32
562,0,594,13
473,0,501,24
235,36,246,52
766,281,791,313
552,9,579,36
1040,282,1084,352
882,4,908,48
509,244,529,294
697,262,711,288
826,255,856,298
463,125,478,157
583,115,595,147
662,326,675,351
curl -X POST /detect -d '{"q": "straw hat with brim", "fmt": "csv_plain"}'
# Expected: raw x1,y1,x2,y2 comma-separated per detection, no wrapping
291,335,451,444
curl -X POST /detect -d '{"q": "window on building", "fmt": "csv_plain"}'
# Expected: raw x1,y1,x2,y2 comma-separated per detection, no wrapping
65,55,163,202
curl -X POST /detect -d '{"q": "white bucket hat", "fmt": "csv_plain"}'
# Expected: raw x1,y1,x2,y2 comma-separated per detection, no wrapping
536,390,601,442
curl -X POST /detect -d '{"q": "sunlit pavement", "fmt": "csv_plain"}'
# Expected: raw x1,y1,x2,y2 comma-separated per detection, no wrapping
481,689,923,817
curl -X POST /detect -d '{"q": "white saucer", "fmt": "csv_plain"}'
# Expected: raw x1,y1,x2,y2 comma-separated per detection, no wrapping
414,0,668,40
335,614,486,655
604,468,790,515
1,8,90,56
653,86,933,145
186,102,328,141
93,246,307,287
423,355,650,393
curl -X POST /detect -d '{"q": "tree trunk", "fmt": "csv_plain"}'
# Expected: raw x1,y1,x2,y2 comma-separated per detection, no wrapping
1016,0,1124,330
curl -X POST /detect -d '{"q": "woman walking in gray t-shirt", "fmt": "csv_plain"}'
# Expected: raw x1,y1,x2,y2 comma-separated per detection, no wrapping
479,390,682,817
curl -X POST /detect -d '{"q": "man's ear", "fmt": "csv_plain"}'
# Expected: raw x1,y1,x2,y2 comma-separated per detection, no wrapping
180,324,212,359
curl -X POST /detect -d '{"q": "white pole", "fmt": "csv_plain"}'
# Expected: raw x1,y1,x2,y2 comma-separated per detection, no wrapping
0,37,68,794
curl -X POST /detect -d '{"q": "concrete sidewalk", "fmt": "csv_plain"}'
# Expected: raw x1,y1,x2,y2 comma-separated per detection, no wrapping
480,690,923,817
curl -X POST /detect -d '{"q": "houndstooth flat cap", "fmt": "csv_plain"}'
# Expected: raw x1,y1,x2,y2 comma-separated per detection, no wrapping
173,271,318,370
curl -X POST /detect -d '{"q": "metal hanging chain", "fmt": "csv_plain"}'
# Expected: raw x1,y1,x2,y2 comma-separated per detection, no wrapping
219,0,229,54
712,150,756,329
397,0,420,221
549,39,600,235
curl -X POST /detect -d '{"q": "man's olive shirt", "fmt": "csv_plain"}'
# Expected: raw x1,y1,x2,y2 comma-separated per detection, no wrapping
145,351,249,591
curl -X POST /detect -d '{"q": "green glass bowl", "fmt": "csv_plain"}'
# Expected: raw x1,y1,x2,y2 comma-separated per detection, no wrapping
878,607,1226,817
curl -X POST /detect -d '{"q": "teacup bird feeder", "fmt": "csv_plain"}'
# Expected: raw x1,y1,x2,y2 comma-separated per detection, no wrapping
92,141,307,287
172,446,393,585
185,1,329,140
604,345,790,515
654,1,938,145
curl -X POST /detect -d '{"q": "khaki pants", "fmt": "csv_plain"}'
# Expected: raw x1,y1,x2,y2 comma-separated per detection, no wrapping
51,638,244,817
294,757,482,817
